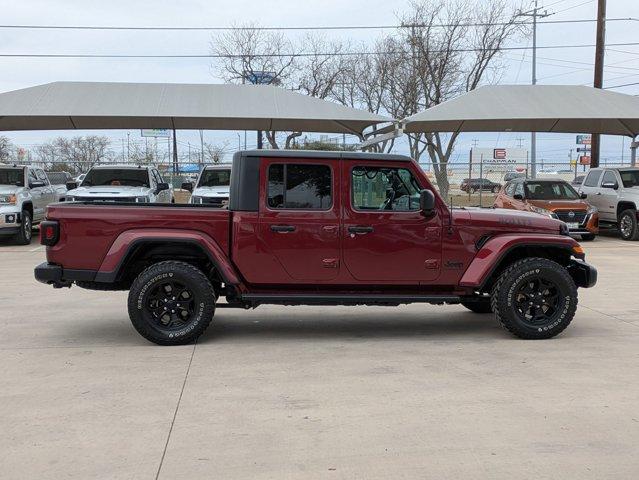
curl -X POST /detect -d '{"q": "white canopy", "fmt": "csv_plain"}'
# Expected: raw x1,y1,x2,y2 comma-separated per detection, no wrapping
0,81,391,135
402,85,639,137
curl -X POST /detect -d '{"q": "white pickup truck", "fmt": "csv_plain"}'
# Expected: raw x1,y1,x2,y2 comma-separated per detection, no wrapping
65,165,174,204
0,164,59,244
182,164,232,207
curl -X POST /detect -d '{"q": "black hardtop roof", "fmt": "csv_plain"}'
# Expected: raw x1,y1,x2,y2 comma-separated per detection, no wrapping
235,149,412,162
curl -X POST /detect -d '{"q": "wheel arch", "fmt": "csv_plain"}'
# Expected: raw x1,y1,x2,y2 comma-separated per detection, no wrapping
21,201,33,219
460,235,579,293
95,229,241,289
617,201,637,217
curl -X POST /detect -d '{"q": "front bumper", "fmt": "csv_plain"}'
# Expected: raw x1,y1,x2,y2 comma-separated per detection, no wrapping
567,258,597,288
34,262,96,288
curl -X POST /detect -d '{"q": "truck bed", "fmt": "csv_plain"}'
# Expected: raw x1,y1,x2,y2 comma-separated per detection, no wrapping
45,203,231,271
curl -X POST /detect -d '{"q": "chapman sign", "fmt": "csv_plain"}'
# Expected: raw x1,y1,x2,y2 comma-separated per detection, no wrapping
471,148,528,168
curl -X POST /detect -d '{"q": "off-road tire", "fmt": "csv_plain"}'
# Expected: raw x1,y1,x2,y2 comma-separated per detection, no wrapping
618,209,639,241
492,186,499,193
461,298,493,313
491,257,577,339
13,210,32,245
580,233,596,241
127,261,216,345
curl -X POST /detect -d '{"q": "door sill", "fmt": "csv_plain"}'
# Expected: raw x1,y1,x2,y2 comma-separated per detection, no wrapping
239,293,461,307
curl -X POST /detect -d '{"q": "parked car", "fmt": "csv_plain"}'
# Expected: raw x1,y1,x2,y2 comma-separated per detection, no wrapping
182,164,232,207
35,150,597,345
460,178,501,193
65,165,173,204
494,178,598,241
571,175,585,186
503,171,526,182
578,167,639,240
0,164,58,244
46,171,72,201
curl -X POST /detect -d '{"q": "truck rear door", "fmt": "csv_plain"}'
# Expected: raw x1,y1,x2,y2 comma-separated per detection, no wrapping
254,157,340,283
341,161,442,283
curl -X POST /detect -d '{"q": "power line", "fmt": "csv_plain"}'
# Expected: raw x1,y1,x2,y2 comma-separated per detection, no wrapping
0,17,635,31
604,81,639,89
2,41,639,59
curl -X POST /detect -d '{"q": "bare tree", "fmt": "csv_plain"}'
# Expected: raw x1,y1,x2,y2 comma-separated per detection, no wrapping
33,136,112,174
390,0,524,197
202,141,229,163
0,136,13,162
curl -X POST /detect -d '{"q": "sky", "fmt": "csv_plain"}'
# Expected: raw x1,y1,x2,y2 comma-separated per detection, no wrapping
1,0,638,166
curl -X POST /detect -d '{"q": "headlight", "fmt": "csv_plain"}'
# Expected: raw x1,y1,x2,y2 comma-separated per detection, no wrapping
190,195,203,204
0,194,17,204
529,205,557,218
587,205,598,214
134,196,150,203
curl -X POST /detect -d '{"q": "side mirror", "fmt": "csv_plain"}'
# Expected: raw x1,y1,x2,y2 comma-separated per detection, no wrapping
419,189,435,216
181,181,193,192
66,181,78,190
155,182,170,193
601,182,618,190
580,192,587,199
29,180,45,189
513,193,524,200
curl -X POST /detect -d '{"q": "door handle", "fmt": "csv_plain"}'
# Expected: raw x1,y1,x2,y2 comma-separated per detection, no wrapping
595,192,602,195
348,226,374,234
270,225,296,233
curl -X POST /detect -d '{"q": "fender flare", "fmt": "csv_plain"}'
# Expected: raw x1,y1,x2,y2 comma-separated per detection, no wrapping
459,234,580,289
94,228,241,285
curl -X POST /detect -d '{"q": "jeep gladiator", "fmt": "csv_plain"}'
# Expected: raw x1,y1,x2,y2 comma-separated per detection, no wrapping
35,150,597,345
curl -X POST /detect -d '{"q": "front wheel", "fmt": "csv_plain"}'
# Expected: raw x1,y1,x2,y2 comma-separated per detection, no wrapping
127,261,216,345
618,209,639,241
492,257,577,339
581,233,596,241
492,186,499,193
13,210,32,245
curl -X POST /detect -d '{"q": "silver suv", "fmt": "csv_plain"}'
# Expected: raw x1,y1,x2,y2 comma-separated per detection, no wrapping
66,165,173,204
579,167,639,240
0,164,59,244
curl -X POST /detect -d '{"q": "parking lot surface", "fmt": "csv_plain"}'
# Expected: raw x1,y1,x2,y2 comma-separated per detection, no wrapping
2,233,639,479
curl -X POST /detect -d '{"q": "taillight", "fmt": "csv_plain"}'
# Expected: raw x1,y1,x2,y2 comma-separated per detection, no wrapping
40,220,59,246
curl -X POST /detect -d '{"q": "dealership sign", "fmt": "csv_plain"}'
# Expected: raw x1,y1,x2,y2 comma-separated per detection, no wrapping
471,148,528,165
576,134,592,145
141,129,171,138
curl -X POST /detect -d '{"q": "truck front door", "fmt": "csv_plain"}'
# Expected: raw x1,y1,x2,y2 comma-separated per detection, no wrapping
254,158,340,283
341,162,442,283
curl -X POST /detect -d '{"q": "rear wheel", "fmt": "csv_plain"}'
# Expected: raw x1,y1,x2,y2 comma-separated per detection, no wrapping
492,186,499,193
13,210,32,245
127,261,216,345
492,257,577,339
618,209,639,241
461,298,493,313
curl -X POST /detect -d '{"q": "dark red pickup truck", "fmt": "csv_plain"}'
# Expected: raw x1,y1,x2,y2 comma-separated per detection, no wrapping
35,150,596,345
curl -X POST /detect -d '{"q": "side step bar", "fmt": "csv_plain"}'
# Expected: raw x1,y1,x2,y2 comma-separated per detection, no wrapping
237,293,461,307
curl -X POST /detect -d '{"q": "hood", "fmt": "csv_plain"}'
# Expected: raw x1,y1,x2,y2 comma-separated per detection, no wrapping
454,207,564,235
192,186,230,197
68,185,150,197
0,185,20,195
526,199,588,211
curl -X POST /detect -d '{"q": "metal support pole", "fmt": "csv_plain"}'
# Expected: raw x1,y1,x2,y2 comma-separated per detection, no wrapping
257,131,263,149
199,130,204,163
591,0,607,168
479,155,483,208
631,139,638,167
172,129,178,174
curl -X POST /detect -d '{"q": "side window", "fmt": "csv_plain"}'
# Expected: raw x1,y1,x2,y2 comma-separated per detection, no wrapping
601,170,617,185
351,166,421,211
514,182,524,197
504,182,515,196
28,169,38,185
36,169,49,184
583,170,602,187
153,169,164,184
267,163,332,210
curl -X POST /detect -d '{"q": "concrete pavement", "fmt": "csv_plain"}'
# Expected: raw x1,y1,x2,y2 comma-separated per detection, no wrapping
1,233,638,479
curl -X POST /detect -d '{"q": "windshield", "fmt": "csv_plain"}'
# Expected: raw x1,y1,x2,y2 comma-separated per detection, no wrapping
524,181,580,200
619,170,639,188
81,168,149,187
0,168,24,186
198,169,231,188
